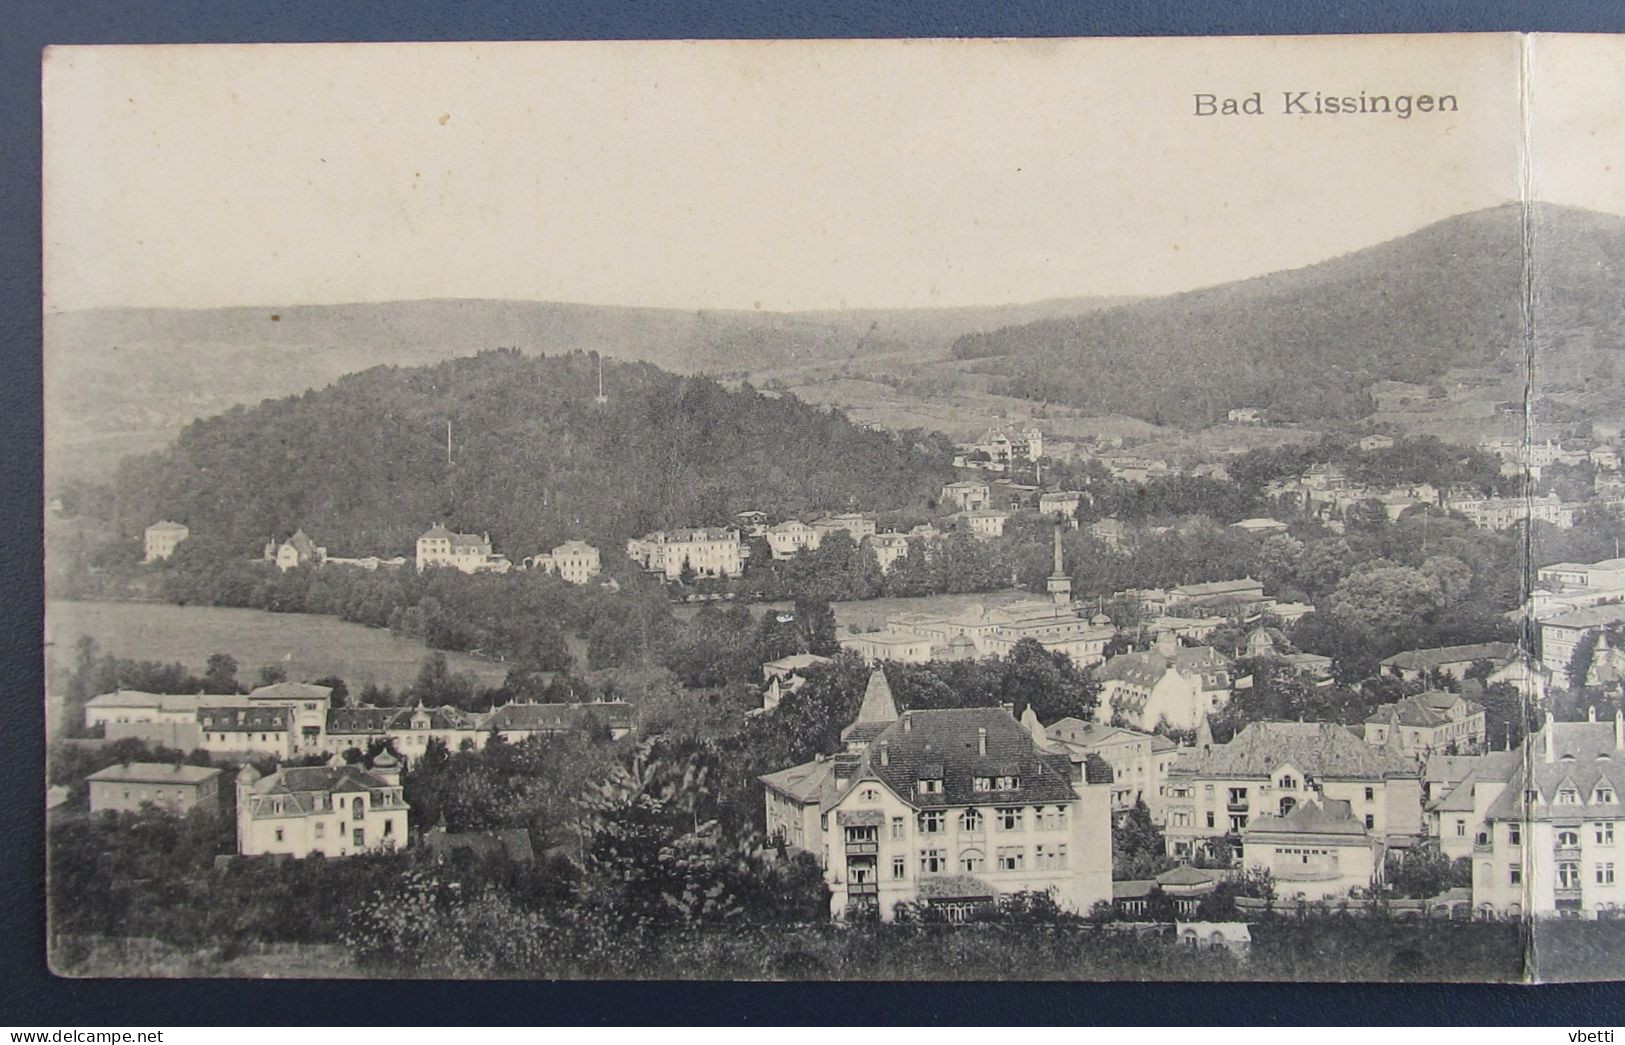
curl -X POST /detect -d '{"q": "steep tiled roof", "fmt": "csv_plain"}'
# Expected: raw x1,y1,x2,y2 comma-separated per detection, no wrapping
1172,722,1418,781
1486,721,1625,821
1366,692,1485,728
859,707,1077,809
1096,645,1230,691
1244,798,1368,838
1156,864,1222,888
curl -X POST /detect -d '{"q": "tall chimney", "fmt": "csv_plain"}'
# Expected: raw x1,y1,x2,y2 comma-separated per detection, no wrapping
978,727,988,757
1544,712,1555,763
903,713,912,734
1590,706,1598,723
1615,709,1623,751
879,741,890,766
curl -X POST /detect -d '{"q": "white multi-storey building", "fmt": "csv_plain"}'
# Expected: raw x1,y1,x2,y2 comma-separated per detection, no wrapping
626,528,744,580
416,524,511,573
143,521,190,562
760,668,1112,921
526,540,601,584
235,756,409,859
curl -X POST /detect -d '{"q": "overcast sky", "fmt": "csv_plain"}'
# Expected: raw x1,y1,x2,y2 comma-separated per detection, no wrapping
44,33,1594,314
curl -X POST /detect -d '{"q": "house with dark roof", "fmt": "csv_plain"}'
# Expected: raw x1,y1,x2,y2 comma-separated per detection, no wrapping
1163,721,1422,863
480,700,633,741
1379,642,1518,683
325,703,487,760
416,523,511,574
760,667,1113,921
1424,749,1521,861
264,529,327,571
235,754,409,858
424,824,536,864
1363,691,1486,758
1096,632,1233,732
1241,798,1383,903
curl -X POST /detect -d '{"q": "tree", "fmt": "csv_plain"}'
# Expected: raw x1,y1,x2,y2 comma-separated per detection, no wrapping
257,664,288,687
1113,799,1175,881
312,674,351,707
204,653,242,694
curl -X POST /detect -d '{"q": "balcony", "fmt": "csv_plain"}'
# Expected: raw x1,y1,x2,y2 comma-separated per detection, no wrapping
844,841,879,856
1556,845,1581,861
847,881,879,896
1226,800,1250,813
1473,841,1493,855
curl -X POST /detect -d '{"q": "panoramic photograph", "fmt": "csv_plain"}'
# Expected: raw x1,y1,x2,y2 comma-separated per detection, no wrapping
36,33,1625,982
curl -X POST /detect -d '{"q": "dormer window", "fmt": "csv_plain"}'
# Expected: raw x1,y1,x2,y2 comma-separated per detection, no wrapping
1599,788,1617,804
974,775,1021,792
1278,775,1297,790
1559,789,1581,805
917,778,943,794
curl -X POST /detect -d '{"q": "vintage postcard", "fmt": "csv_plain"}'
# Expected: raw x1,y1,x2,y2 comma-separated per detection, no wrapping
38,33,1625,982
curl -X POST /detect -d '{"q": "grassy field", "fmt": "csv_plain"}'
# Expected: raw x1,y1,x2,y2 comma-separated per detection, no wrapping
46,599,512,695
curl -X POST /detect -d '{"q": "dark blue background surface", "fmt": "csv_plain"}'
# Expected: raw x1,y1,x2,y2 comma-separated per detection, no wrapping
5,0,1625,1025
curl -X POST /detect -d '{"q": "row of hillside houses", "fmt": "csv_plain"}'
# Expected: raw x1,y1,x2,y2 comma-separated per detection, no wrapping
84,682,632,762
413,525,602,582
756,661,1553,920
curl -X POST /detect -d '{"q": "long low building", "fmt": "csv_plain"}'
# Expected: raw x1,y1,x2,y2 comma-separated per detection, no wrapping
87,762,222,815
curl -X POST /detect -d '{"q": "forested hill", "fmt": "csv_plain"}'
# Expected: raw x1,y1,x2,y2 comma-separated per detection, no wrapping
949,203,1616,426
96,351,957,559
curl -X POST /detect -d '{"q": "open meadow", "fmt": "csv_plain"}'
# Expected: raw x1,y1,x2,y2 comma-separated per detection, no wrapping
46,599,512,696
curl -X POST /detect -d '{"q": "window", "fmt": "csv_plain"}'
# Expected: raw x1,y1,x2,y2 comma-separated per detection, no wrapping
1559,829,1581,848
274,828,284,843
1364,787,1375,802
919,848,946,874
1600,788,1618,804
1277,775,1296,789
1455,819,1467,837
1509,824,1522,846
890,816,906,839
1038,807,1068,831
844,825,878,845
960,848,985,873
1206,812,1215,829
1036,844,1069,869
1510,864,1523,885
974,775,1020,792
859,787,880,802
315,822,326,839
1364,814,1375,830
353,828,365,848
351,796,365,821
892,855,906,880
1559,789,1581,805
960,809,983,833
1559,862,1580,889
996,846,1025,871
1598,823,1616,846
918,811,946,834
1600,863,1616,885
1205,785,1215,798
996,807,1024,831
917,778,942,795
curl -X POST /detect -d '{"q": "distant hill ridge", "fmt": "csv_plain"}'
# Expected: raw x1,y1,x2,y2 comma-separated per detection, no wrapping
950,203,1625,426
98,350,958,559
